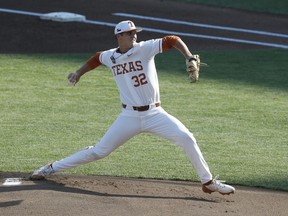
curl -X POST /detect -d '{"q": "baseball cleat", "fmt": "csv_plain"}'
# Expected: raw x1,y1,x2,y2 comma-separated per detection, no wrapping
30,163,54,180
202,176,235,195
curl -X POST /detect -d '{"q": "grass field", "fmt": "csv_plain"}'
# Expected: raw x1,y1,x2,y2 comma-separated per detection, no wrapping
173,0,288,15
0,49,287,191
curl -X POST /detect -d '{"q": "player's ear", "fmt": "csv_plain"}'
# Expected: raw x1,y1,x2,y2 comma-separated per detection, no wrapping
115,33,123,41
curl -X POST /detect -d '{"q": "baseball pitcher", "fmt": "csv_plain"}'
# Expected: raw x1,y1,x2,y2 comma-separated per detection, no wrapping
31,20,235,195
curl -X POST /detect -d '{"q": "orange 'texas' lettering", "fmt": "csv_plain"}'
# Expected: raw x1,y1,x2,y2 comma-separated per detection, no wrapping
112,61,143,76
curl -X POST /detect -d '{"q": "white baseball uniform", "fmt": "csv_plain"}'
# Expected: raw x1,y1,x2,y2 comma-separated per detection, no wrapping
51,37,212,183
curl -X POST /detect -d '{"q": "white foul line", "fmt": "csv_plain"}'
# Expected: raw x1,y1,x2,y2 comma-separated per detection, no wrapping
137,27,288,49
1,8,288,49
0,8,42,16
113,13,288,39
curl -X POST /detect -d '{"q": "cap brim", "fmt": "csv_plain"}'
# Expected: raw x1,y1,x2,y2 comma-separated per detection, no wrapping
115,28,143,35
124,28,142,33
136,28,142,32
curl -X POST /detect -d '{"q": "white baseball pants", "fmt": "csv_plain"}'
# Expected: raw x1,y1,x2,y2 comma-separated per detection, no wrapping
52,106,212,184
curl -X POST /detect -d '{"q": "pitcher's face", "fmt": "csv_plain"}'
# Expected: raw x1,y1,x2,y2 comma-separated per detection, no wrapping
117,30,137,48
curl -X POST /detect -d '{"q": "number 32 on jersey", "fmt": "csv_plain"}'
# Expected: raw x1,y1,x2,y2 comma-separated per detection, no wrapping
131,73,148,87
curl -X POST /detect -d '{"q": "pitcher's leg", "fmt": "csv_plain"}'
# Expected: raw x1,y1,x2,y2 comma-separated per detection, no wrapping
145,109,212,183
51,146,100,172
51,114,141,173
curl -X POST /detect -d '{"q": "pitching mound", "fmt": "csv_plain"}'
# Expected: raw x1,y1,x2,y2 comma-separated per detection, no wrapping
1,172,287,216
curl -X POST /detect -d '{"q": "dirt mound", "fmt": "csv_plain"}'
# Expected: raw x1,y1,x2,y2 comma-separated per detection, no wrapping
1,172,287,216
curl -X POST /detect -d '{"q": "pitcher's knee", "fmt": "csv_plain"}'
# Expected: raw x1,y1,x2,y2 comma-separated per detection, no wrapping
91,145,112,159
175,132,197,147
80,146,103,160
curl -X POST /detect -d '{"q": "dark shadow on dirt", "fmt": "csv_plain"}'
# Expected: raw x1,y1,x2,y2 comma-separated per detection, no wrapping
0,178,217,203
0,200,23,208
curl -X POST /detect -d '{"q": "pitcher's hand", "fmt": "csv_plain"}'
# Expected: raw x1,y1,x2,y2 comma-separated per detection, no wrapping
67,72,79,86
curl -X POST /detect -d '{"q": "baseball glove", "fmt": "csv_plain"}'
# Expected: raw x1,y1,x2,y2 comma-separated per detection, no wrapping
186,55,207,83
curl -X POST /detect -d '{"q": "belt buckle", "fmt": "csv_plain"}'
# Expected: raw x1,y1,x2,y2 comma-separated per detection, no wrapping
133,105,149,111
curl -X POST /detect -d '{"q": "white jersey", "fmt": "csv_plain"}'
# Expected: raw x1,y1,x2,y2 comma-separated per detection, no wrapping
99,39,163,106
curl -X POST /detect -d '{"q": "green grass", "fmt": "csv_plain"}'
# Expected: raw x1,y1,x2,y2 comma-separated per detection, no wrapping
171,0,288,15
0,50,287,191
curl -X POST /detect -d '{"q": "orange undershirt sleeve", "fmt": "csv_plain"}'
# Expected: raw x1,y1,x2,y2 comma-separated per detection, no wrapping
162,35,180,52
87,51,103,70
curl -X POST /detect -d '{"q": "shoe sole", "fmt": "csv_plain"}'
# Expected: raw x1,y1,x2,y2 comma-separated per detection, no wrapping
30,174,45,180
219,191,234,195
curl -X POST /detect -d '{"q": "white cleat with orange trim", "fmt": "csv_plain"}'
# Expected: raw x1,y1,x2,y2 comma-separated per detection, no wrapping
202,176,235,195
